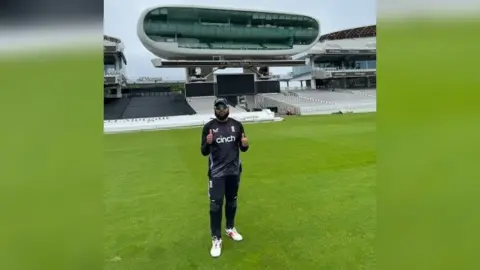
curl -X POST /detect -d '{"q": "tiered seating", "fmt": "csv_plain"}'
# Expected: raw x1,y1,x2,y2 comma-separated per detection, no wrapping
296,90,376,112
338,89,376,98
187,96,247,114
258,89,376,115
229,106,247,113
187,96,216,114
319,25,376,41
259,93,338,115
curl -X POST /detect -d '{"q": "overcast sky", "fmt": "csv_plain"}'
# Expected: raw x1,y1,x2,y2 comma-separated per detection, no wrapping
104,0,376,80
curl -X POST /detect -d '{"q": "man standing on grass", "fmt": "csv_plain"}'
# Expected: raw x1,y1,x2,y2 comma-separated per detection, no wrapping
200,98,249,258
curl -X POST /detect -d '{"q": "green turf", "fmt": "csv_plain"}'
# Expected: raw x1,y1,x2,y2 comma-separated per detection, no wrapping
104,113,376,270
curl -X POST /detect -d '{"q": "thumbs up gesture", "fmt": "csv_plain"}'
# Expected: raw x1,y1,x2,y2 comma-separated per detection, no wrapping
206,129,213,144
241,133,248,147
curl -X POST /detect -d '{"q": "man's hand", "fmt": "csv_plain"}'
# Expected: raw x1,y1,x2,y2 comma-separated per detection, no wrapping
241,133,248,147
206,129,213,144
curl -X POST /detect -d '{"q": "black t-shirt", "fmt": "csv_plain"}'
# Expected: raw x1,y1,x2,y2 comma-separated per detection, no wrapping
200,118,249,178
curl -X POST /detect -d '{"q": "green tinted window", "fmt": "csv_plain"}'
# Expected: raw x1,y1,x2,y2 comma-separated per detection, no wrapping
146,23,317,43
144,8,319,49
147,8,318,27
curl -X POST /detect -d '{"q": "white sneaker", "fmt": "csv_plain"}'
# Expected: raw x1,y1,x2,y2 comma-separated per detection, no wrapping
226,227,243,241
210,237,222,258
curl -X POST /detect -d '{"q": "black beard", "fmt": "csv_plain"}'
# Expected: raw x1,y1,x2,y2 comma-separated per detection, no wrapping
214,111,229,121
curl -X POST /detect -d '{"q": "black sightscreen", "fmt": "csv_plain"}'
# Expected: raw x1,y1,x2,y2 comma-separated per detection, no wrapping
216,74,255,96
104,98,130,120
255,80,280,94
185,82,215,97
121,95,196,119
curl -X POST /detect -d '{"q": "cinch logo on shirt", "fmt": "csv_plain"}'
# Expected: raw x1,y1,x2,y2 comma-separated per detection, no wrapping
216,135,236,144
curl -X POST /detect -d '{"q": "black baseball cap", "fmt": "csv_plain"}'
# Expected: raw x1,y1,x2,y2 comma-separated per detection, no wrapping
214,98,228,109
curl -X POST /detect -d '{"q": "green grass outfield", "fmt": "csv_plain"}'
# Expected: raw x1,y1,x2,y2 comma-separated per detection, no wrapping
104,113,376,270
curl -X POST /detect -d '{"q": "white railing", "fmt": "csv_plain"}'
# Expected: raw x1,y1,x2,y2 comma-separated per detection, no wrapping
259,91,376,115
281,86,313,91
313,67,376,72
125,77,186,84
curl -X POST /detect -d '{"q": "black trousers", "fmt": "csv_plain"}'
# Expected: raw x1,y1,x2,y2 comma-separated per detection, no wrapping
208,174,240,238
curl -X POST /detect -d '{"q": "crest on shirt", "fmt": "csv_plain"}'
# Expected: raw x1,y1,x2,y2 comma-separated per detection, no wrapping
212,128,219,133
231,126,235,132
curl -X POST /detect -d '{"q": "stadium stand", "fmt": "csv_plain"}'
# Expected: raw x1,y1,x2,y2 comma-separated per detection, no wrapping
257,93,337,115
229,105,247,113
257,89,375,115
335,89,376,98
187,96,217,114
319,25,376,41
104,8,376,132
296,89,375,108
187,96,246,115
104,34,127,98
284,24,376,90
